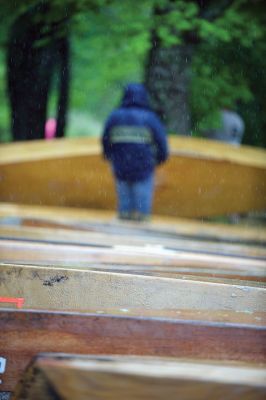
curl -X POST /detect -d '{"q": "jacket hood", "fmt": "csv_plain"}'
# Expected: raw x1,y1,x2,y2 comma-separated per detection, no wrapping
121,83,150,109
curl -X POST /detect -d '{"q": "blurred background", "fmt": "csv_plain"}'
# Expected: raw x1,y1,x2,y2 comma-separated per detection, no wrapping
0,0,265,146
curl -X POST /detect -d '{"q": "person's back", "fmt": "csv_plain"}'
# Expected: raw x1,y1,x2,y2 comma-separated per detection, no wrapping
102,83,168,221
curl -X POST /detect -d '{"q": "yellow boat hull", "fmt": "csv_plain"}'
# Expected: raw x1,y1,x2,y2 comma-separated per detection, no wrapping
0,136,265,217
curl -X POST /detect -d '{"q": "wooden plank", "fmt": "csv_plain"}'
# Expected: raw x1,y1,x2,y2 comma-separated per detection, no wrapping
1,203,265,245
1,250,265,284
1,236,266,283
1,309,265,391
13,354,266,400
1,203,265,283
0,137,266,217
1,206,265,281
1,224,266,259
0,264,265,312
2,255,265,286
1,240,265,274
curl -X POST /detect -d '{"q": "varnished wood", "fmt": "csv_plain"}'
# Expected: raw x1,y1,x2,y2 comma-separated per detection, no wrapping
0,264,265,312
13,354,266,400
1,309,265,391
1,136,266,217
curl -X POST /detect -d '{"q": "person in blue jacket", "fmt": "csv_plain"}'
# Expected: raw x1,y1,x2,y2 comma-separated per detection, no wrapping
102,83,168,221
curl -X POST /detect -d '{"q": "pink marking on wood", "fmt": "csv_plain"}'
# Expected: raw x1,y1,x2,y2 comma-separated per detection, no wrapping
0,297,25,308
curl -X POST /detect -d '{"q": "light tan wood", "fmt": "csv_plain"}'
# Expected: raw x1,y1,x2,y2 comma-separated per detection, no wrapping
1,237,265,284
13,354,266,400
1,239,265,273
0,264,265,312
1,136,266,217
1,248,265,284
1,224,266,259
1,203,265,283
1,203,266,244
1,136,266,168
0,234,266,285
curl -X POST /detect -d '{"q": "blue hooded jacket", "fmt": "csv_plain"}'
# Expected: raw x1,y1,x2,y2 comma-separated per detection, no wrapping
102,83,168,182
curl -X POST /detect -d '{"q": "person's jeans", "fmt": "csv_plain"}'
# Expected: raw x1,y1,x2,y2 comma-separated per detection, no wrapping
115,174,154,219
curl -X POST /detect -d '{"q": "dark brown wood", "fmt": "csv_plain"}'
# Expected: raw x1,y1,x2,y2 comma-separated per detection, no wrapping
0,309,265,392
12,359,60,400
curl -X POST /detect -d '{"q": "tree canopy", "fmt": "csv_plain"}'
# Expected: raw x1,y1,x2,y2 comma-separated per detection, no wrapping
0,0,265,145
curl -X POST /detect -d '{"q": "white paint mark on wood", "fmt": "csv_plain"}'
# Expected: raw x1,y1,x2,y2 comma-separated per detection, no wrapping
0,357,7,376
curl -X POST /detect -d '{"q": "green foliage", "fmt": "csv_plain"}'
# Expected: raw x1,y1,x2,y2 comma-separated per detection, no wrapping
190,31,266,146
176,0,266,145
190,43,253,133
69,0,151,120
155,2,198,46
152,0,265,48
0,50,10,142
213,2,264,46
0,0,265,145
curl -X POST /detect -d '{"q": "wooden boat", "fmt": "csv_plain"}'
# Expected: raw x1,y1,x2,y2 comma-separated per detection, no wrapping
0,204,265,396
13,354,266,400
0,136,266,217
1,308,265,392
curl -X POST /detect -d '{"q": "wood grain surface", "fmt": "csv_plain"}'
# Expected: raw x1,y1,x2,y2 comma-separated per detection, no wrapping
0,264,265,312
1,224,266,259
1,205,264,282
1,240,265,283
1,309,266,392
1,136,266,217
1,215,266,284
13,354,266,400
0,203,265,397
1,239,265,273
1,203,265,244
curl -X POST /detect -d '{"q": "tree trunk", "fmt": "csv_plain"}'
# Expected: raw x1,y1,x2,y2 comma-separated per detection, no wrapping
55,37,70,138
145,33,194,135
145,1,234,135
7,4,70,141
